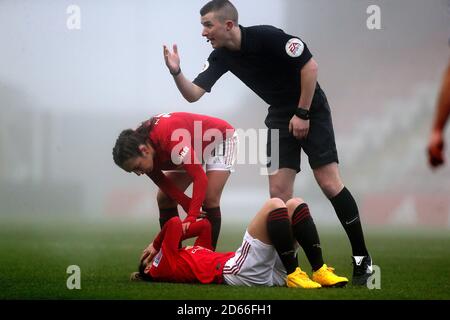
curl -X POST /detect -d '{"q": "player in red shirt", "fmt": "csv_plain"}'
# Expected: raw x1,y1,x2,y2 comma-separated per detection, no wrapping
135,198,348,288
113,112,238,249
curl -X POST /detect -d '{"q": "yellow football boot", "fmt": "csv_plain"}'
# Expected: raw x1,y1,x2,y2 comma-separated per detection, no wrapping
286,267,322,289
312,264,348,287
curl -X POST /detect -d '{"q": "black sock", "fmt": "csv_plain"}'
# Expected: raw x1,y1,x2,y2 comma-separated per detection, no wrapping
159,207,179,229
330,187,369,257
291,203,324,271
267,207,298,274
204,207,221,251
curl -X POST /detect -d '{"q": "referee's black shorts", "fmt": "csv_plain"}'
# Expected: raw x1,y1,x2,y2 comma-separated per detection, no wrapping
266,89,339,173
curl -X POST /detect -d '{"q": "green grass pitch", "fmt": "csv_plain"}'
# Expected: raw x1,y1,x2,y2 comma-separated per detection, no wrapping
0,215,449,300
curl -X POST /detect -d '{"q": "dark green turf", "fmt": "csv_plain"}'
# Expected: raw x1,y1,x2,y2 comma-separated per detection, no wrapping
1,216,449,300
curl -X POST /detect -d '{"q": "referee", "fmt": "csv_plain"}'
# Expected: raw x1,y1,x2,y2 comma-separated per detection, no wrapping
163,0,372,285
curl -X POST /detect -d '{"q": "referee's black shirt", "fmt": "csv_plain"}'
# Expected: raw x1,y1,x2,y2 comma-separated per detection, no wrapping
193,25,317,128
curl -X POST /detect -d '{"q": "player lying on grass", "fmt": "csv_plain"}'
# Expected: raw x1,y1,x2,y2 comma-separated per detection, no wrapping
113,112,238,250
133,197,348,288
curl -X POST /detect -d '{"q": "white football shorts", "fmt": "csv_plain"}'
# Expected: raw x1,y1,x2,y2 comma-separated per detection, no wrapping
205,131,239,172
222,231,288,287
164,131,238,174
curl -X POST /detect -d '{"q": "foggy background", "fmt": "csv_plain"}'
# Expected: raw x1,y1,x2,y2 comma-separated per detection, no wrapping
1,0,449,228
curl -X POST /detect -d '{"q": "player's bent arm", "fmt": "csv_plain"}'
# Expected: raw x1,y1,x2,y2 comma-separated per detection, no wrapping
148,170,192,213
182,219,213,250
150,218,183,279
191,220,213,250
153,218,208,251
298,58,318,109
182,162,208,223
173,74,206,103
152,216,183,252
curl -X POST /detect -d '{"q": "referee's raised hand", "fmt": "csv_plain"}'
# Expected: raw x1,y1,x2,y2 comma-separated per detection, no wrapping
163,44,181,75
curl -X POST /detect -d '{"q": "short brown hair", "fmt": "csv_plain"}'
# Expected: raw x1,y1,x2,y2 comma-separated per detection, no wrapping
200,0,238,24
112,118,157,168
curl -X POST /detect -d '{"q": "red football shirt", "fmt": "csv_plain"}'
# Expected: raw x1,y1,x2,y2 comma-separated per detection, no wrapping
147,113,234,221
146,217,235,284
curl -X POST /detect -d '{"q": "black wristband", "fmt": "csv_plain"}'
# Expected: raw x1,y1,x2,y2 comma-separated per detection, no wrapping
295,107,310,120
170,67,181,76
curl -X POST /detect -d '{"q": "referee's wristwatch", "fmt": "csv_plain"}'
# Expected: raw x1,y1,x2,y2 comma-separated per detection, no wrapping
295,107,310,120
